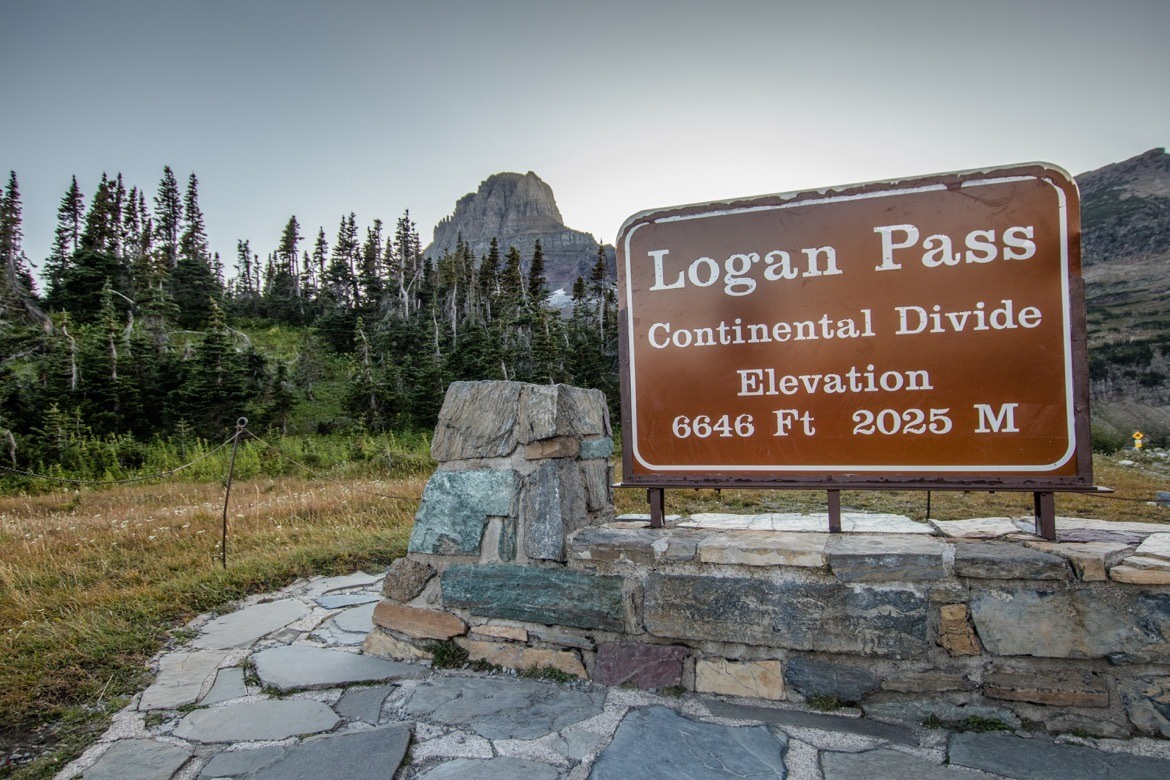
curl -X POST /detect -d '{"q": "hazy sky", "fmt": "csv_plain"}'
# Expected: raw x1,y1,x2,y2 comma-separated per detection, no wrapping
2,0,1167,278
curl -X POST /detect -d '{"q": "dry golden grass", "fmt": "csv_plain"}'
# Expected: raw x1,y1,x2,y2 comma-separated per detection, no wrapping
0,475,422,775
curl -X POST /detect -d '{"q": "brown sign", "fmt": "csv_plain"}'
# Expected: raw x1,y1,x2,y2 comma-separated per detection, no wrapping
617,164,1091,488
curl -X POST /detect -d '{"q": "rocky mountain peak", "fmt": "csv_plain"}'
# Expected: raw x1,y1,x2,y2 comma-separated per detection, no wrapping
425,172,613,296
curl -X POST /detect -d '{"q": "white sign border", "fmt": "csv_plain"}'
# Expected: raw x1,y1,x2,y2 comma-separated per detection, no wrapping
621,171,1077,474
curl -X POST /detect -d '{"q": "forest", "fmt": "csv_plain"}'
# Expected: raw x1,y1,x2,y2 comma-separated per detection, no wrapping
0,167,619,482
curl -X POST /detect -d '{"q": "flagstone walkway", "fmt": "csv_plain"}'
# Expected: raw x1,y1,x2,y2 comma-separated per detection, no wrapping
58,569,1170,780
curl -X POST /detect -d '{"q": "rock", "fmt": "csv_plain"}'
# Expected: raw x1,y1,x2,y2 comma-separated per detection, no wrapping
403,677,606,740
983,667,1109,707
524,435,579,459
417,757,559,780
248,725,411,780
881,671,975,693
952,541,1070,579
580,437,614,459
408,468,516,556
497,515,516,561
929,517,1020,539
580,459,612,512
138,649,228,710
372,601,467,640
569,526,661,564
470,624,528,642
382,556,436,602
698,531,830,568
1134,533,1170,561
703,697,919,744
430,381,524,460
644,573,928,658
192,598,310,650
968,587,1170,660
521,458,585,561
1058,528,1147,545
462,640,586,678
1024,541,1133,581
863,698,1021,729
682,512,929,534
1121,677,1170,737
199,746,287,778
313,592,381,609
822,748,987,780
784,655,879,702
1046,715,1131,739
424,172,612,296
827,534,947,581
362,628,431,661
174,699,339,743
948,731,1170,780
81,739,191,780
443,563,626,632
519,383,608,443
334,684,395,724
695,658,785,700
594,642,688,688
252,644,424,691
200,666,247,705
937,603,981,656
590,706,788,779
332,601,377,634
1111,564,1170,584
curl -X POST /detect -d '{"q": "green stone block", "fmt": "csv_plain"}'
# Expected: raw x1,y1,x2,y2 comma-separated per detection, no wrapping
408,469,516,555
443,564,626,631
580,437,614,460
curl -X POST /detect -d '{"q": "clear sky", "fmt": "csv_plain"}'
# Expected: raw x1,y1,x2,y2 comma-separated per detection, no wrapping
2,0,1167,278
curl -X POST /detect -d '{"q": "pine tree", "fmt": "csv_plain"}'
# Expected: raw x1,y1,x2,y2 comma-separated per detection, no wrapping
0,171,39,321
45,176,85,295
527,239,547,303
358,218,384,309
154,166,182,269
178,173,209,266
79,173,118,255
478,237,500,322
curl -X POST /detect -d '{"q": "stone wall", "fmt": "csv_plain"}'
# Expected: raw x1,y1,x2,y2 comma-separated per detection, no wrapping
366,380,1170,741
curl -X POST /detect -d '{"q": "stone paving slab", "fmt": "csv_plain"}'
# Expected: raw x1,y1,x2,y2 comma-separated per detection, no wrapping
822,747,997,779
174,699,340,743
138,649,229,710
703,698,919,745
403,677,606,740
948,731,1170,780
252,644,425,691
248,725,410,780
79,739,191,780
334,684,395,724
332,601,378,633
192,598,310,650
682,512,930,534
417,756,560,780
200,666,248,705
589,705,788,779
199,745,287,778
314,592,382,609
302,571,383,596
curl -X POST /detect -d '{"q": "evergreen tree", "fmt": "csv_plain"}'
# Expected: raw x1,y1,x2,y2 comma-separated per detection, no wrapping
527,239,547,303
171,173,220,328
154,166,182,269
178,173,209,267
358,218,384,310
79,173,119,255
478,237,500,322
0,171,38,321
46,176,85,294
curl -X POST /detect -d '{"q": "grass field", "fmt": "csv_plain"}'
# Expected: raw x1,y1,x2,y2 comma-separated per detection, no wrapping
2,447,1168,778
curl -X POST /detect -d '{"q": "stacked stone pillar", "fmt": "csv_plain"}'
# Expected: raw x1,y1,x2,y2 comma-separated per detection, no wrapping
365,381,618,677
